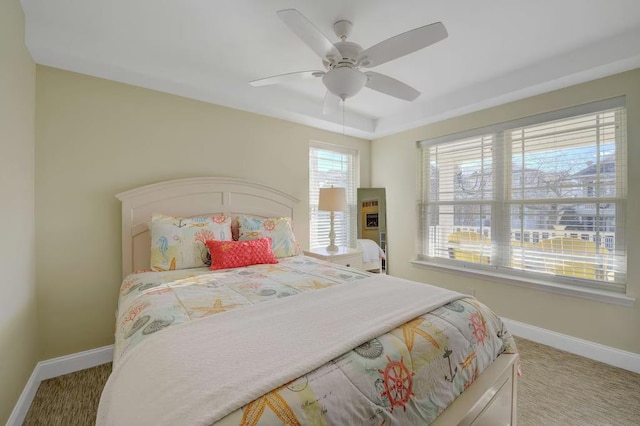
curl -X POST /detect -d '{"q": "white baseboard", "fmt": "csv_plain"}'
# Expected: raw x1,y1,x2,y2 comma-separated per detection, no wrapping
502,318,640,374
6,368,41,426
37,344,114,381
7,345,113,426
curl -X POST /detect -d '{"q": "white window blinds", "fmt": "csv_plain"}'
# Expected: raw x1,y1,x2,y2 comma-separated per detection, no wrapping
418,98,627,293
309,142,358,249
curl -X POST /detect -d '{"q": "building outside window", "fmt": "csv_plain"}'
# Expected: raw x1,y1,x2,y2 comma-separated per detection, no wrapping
417,98,627,294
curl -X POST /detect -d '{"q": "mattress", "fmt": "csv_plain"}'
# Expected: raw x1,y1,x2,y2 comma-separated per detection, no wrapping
105,255,517,425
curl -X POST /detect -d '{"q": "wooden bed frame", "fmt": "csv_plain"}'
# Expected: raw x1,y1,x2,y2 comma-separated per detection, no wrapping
116,177,518,425
116,177,299,278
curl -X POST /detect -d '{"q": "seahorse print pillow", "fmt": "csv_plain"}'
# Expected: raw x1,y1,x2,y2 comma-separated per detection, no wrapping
237,216,301,258
149,214,232,271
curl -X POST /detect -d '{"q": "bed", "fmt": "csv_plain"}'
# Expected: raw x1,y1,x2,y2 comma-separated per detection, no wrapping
97,177,519,425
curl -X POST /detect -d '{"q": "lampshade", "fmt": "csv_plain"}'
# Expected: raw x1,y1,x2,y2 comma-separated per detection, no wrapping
318,187,347,212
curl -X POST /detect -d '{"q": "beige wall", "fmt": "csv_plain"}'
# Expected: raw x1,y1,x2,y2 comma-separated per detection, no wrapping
0,0,38,422
35,66,370,359
372,69,640,354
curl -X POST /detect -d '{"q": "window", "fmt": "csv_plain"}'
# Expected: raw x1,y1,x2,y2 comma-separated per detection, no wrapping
417,98,627,293
309,142,358,249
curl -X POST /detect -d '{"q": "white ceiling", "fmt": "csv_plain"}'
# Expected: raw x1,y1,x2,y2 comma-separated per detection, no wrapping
21,0,640,139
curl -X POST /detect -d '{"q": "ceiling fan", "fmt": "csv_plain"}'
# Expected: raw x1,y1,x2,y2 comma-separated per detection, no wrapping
250,9,448,113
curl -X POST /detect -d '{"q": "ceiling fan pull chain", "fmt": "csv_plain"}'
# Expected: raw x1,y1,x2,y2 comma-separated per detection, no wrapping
342,99,345,136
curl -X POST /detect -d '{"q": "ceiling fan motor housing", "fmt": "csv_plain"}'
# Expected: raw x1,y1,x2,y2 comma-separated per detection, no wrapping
332,41,363,67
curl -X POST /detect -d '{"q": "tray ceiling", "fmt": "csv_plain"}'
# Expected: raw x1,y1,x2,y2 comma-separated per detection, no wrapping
21,0,640,139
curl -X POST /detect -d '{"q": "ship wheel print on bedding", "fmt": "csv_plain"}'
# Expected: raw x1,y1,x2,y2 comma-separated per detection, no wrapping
378,356,415,412
469,311,488,345
240,389,300,426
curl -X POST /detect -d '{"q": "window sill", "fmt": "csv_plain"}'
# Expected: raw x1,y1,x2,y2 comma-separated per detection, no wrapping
410,259,636,307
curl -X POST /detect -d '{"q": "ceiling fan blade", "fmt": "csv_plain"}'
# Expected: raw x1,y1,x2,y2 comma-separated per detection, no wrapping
250,70,324,87
322,91,342,115
358,22,447,68
364,71,420,101
277,9,341,62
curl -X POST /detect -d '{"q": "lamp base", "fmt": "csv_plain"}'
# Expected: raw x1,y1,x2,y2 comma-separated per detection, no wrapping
326,244,339,252
326,210,339,253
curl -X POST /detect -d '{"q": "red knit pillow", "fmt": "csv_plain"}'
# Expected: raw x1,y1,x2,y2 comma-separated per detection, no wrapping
205,237,278,270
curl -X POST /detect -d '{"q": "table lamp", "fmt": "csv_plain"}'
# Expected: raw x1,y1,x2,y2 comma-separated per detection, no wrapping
318,186,347,252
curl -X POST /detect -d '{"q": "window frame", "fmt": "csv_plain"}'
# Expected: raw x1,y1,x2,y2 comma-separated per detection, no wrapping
414,97,630,304
309,141,359,250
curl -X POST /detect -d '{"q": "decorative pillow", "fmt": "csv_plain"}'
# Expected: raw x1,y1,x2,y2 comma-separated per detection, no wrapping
237,216,301,258
205,238,278,270
149,214,232,271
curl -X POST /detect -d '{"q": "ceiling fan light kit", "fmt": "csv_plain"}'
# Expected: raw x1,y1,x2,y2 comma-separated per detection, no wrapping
323,67,367,100
250,8,448,112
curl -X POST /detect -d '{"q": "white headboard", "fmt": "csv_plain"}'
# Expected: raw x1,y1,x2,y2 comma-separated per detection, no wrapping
116,177,299,278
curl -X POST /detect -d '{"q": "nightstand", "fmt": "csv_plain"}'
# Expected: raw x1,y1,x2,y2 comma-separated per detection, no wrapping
304,247,364,271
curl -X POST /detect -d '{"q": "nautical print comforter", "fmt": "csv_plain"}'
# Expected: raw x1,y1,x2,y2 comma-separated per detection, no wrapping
111,255,518,425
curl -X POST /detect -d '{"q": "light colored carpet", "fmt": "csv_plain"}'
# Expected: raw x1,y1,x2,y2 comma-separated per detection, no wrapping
22,337,640,425
516,337,640,426
23,363,111,426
